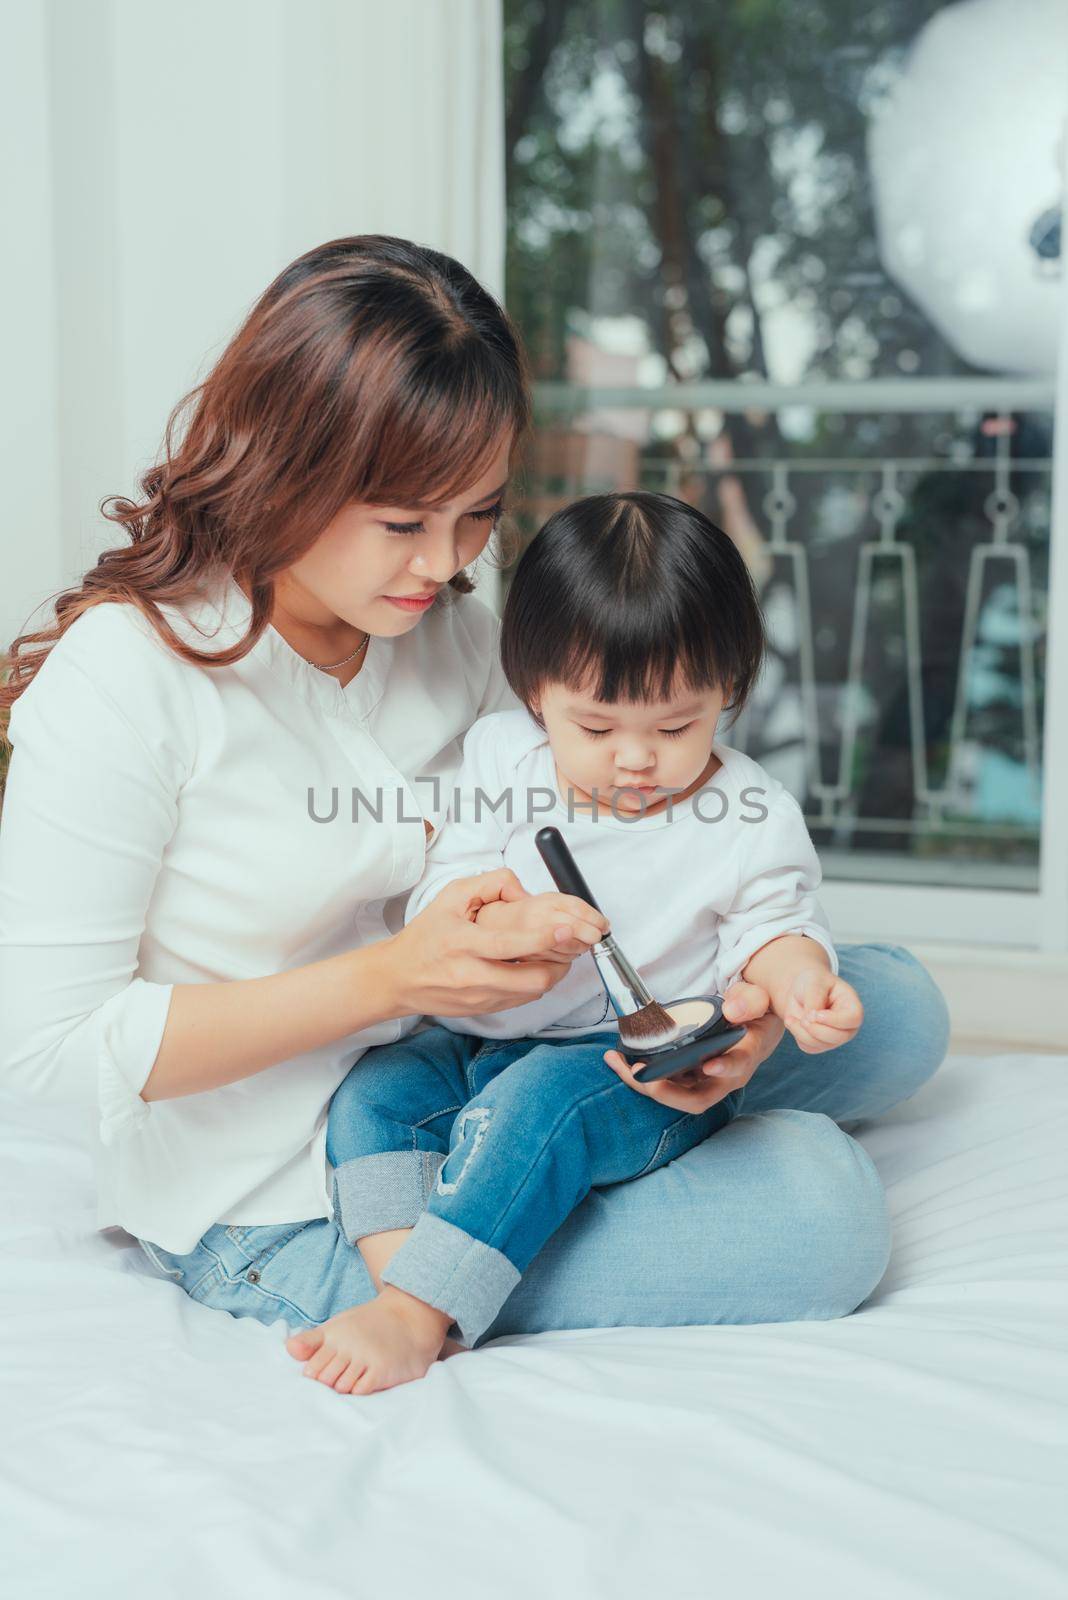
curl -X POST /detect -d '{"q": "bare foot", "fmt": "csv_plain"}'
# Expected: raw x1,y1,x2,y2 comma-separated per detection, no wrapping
284,1285,451,1395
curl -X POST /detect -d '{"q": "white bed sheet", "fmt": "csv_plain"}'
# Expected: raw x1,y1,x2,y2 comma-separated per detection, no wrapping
2,1055,1065,1600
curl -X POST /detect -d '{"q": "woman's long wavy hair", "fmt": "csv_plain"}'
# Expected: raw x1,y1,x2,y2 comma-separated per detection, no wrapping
0,234,531,760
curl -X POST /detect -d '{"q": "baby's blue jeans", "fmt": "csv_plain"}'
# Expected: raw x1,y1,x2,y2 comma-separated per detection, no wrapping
324,1028,744,1345
135,945,950,1345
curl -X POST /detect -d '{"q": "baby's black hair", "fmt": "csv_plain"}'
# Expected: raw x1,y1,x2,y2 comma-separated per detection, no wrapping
500,491,766,718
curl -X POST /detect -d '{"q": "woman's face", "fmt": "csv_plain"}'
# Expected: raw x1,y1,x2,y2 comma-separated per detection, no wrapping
275,434,513,639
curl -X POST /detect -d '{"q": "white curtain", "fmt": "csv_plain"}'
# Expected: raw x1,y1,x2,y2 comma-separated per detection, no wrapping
0,0,506,650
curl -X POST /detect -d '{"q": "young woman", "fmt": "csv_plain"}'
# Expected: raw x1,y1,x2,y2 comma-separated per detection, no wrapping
0,236,950,1376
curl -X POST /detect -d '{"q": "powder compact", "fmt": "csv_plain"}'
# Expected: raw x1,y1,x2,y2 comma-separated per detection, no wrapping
618,992,746,1082
533,826,748,1084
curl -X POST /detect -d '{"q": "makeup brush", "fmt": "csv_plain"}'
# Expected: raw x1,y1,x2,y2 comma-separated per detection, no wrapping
534,826,681,1052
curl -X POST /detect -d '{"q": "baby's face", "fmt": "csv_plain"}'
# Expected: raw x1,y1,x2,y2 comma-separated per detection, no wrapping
534,676,728,815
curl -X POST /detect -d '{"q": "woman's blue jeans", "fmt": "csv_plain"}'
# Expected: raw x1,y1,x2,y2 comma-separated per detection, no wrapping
135,945,950,1344
324,1029,744,1346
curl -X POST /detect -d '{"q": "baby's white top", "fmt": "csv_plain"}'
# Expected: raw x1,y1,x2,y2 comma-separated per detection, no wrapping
406,708,837,1038
0,578,517,1253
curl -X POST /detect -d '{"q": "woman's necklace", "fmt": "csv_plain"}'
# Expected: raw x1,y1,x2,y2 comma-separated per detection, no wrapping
302,631,370,673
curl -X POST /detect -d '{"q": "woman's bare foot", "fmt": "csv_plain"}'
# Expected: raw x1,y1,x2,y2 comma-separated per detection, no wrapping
285,1285,452,1395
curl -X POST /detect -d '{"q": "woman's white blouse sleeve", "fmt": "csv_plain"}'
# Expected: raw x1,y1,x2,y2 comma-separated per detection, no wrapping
0,642,190,1145
404,712,513,922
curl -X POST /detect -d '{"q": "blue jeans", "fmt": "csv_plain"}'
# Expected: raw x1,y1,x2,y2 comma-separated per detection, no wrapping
135,945,950,1344
324,1031,744,1345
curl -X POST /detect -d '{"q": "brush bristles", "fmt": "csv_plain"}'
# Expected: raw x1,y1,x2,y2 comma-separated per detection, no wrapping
617,999,680,1052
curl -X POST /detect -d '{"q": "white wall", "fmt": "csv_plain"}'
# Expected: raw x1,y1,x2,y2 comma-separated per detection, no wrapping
0,0,505,650
0,2,65,656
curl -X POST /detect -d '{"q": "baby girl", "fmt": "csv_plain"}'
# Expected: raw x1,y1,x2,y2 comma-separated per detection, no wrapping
288,491,863,1393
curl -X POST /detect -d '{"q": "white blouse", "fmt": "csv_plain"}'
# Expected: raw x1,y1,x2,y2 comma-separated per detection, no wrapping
0,577,519,1253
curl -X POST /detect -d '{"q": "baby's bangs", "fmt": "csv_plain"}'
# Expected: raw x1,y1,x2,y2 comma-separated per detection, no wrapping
554,623,718,707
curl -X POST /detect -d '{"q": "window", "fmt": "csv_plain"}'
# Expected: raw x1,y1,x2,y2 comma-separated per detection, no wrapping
504,0,1068,947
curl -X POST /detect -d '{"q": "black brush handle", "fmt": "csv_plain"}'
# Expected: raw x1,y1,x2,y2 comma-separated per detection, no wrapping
534,826,604,916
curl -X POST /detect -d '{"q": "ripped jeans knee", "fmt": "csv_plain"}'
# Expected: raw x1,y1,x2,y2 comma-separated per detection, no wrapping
436,1106,492,1195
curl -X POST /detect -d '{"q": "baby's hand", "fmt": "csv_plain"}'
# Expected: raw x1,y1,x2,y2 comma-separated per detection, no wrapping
475,890,608,964
783,969,863,1054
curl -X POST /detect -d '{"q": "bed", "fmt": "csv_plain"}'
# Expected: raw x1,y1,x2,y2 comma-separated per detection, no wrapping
2,1054,1065,1599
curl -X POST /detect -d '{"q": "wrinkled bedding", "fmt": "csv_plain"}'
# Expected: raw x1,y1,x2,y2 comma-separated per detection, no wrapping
2,1054,1065,1599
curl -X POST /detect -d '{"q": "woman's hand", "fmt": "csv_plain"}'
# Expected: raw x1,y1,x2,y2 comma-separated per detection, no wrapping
381,869,603,1017
475,888,608,965
782,969,864,1054
601,980,783,1114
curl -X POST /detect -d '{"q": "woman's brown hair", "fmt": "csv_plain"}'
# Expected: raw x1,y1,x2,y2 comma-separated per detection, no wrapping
0,234,531,756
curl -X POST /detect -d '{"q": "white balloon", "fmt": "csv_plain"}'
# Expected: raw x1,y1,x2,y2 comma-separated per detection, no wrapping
868,0,1066,375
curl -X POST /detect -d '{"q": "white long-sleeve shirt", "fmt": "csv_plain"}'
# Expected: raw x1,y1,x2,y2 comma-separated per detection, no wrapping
0,577,519,1253
405,709,837,1039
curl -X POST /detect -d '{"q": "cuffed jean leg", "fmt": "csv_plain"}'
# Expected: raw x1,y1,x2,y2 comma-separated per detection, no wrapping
325,1026,482,1243
740,942,951,1123
380,1041,742,1346
330,1149,448,1240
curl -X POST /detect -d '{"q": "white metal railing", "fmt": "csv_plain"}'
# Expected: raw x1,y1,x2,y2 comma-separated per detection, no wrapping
646,450,1048,837
533,377,1057,413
